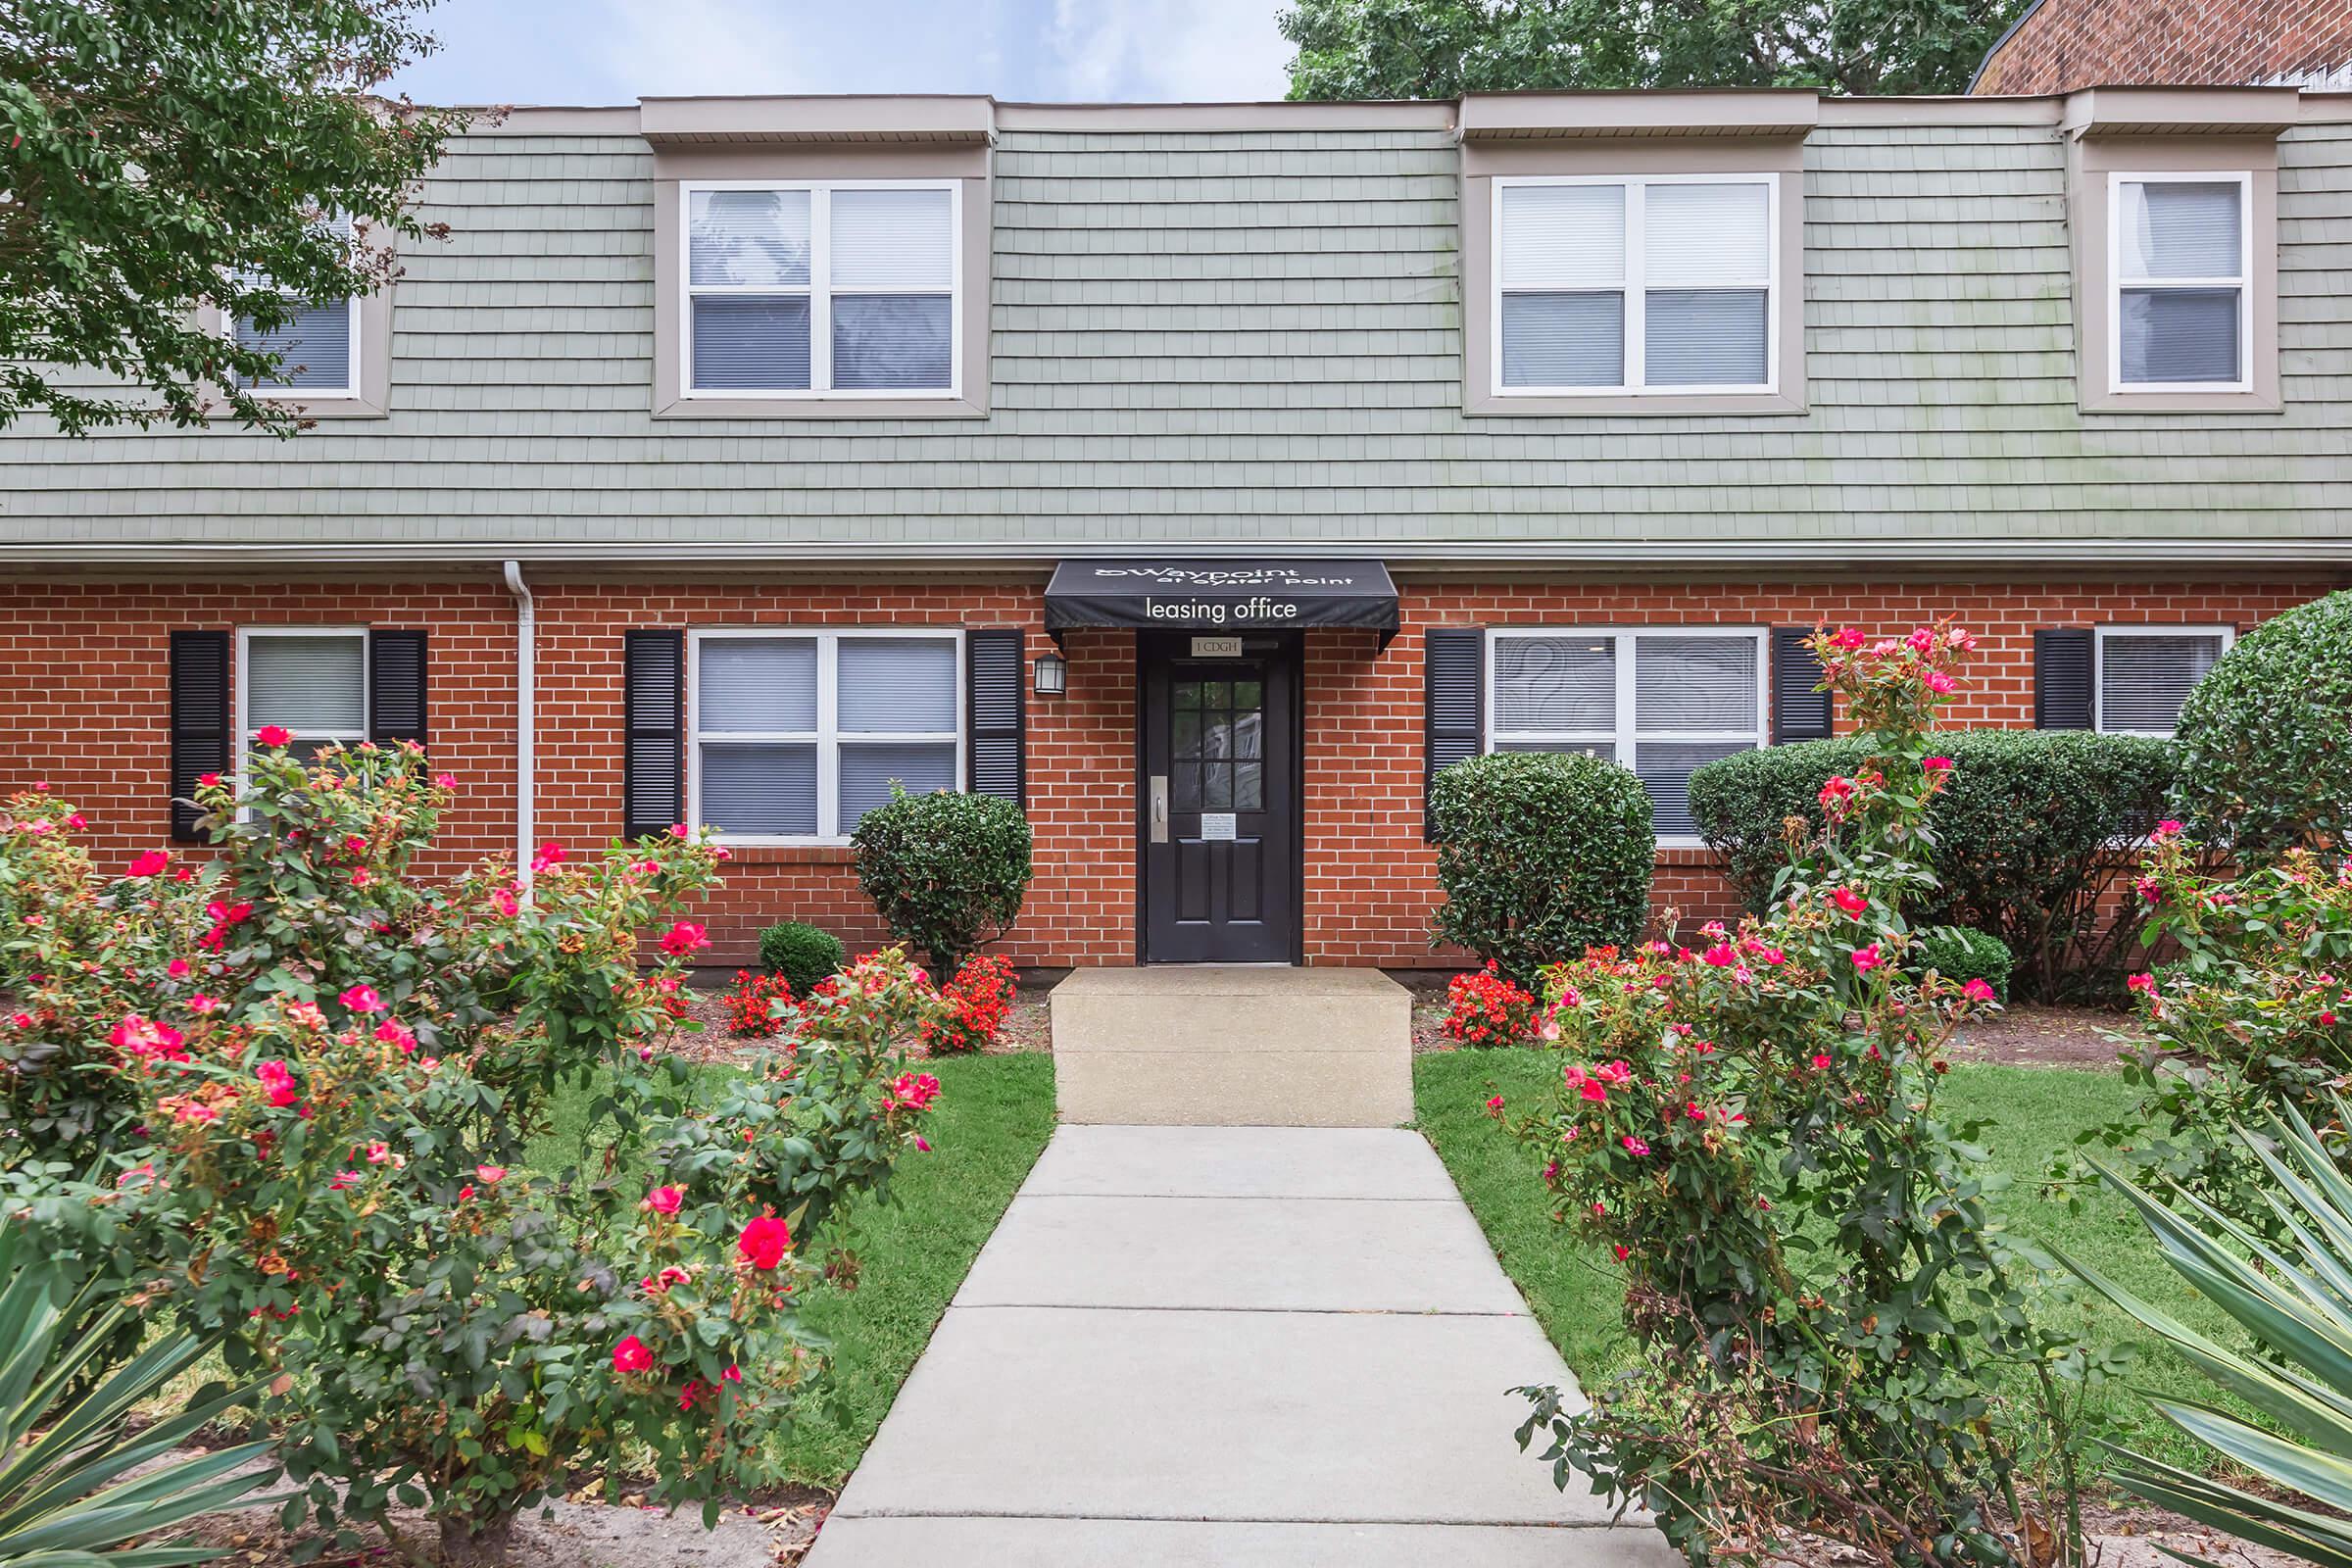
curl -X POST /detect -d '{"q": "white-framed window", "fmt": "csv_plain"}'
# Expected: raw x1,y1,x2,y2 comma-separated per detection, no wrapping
231,215,360,397
2109,172,2250,392
236,627,368,767
1487,627,1770,843
2095,625,2232,737
680,180,960,399
688,628,964,845
1492,173,1777,397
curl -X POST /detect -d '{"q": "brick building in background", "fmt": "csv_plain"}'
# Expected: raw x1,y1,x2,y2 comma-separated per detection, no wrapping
3,88,2347,972
1974,0,2352,93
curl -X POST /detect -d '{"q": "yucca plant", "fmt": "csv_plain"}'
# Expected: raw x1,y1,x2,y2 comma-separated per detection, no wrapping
2071,1102,2352,1568
0,1227,276,1568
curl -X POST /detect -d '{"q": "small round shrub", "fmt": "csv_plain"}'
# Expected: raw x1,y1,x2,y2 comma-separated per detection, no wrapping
2174,590,2352,859
852,788,1033,975
1427,751,1653,983
1908,925,2013,1002
1688,729,2177,1000
760,920,845,998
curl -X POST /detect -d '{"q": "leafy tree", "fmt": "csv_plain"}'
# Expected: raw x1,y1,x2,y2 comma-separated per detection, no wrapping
1279,0,2028,102
0,0,465,435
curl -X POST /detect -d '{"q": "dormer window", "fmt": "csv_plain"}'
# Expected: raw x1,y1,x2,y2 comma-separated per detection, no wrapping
2111,174,2249,390
681,181,960,399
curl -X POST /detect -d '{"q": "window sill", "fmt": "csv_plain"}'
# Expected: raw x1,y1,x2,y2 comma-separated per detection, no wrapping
709,842,858,865
2080,385,2282,415
655,394,989,420
1465,388,1805,417
239,393,389,420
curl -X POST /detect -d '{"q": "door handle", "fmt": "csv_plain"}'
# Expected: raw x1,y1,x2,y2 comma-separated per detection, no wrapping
1149,774,1169,843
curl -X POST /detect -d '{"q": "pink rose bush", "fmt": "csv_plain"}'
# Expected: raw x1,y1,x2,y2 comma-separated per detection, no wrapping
1502,624,2104,1568
0,741,946,1551
2069,834,2352,1237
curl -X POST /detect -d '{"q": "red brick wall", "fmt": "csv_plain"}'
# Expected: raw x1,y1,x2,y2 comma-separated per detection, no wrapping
0,574,2330,974
0,582,518,876
1973,0,2352,93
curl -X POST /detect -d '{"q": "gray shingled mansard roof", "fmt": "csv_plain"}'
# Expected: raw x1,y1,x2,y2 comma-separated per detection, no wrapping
1,89,2347,570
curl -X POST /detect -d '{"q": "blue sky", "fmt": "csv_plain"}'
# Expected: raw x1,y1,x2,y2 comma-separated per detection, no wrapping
390,0,1297,106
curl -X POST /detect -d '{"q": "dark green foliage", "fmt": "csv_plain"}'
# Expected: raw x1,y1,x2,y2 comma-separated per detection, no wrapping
1278,0,2025,101
1427,751,1653,982
760,920,846,997
0,0,465,434
1909,924,2013,1001
852,789,1033,975
2174,590,2352,861
1689,730,2179,1000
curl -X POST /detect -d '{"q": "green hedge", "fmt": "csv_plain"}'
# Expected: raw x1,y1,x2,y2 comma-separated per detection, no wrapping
852,789,1032,975
2175,590,2352,860
1687,730,2178,1000
1909,924,2014,1002
759,920,845,997
1428,751,1654,982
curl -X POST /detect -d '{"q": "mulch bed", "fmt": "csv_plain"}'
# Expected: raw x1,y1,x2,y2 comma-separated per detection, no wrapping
662,980,1054,1065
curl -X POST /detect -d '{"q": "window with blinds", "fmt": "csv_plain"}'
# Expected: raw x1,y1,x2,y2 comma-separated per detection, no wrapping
1488,628,1768,839
239,628,368,765
690,629,961,841
233,215,360,395
2096,626,2230,736
1494,176,1774,395
2113,175,2248,389
684,182,956,396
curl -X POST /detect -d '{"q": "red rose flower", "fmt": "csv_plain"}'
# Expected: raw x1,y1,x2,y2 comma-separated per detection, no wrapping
126,851,171,878
737,1215,794,1270
257,725,292,747
612,1335,656,1374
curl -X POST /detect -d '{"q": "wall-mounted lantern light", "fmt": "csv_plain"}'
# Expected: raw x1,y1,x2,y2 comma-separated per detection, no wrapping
1033,651,1067,699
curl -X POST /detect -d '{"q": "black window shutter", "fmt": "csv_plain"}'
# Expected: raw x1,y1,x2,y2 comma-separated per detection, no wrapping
168,630,230,845
624,629,685,840
2034,628,2095,730
1424,626,1485,841
965,628,1026,809
368,629,428,749
1771,626,1833,743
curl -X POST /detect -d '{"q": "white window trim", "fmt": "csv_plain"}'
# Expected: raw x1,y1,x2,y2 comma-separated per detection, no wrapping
234,625,369,780
1489,172,1779,400
677,178,963,402
1485,626,1771,847
2106,171,2252,396
686,627,966,847
2094,623,2234,737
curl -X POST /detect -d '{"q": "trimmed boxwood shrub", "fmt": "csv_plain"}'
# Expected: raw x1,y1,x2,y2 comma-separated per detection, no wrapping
1688,730,2178,1000
1908,924,2013,1002
759,919,845,997
2174,589,2352,860
1428,751,1654,982
852,787,1033,975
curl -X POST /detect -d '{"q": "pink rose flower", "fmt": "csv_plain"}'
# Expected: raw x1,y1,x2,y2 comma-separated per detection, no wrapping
737,1215,794,1270
257,725,292,747
645,1185,683,1215
612,1335,656,1374
126,851,171,878
1850,944,1884,973
1961,978,1997,1004
339,983,385,1014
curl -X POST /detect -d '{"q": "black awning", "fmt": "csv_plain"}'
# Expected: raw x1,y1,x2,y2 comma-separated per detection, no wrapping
1044,560,1399,648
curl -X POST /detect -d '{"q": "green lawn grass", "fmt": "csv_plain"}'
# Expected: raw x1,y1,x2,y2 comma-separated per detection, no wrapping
536,1050,1057,1487
1414,1050,2250,1477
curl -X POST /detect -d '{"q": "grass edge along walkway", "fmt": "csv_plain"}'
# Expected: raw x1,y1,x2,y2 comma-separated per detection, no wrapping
1413,1049,2256,1479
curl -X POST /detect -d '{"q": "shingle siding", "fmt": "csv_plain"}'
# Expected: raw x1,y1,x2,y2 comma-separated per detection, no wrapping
0,121,2346,552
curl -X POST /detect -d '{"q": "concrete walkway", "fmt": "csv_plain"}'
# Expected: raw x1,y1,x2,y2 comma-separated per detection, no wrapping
805,1125,1678,1566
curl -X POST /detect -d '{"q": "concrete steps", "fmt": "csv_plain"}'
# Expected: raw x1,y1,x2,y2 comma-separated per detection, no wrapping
1048,967,1412,1127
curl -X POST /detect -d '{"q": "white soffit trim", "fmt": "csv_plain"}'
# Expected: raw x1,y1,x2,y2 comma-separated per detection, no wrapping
637,94,995,145
1459,88,1819,140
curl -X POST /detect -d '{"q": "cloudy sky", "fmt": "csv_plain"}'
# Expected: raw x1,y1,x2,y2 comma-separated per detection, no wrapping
390,0,1298,106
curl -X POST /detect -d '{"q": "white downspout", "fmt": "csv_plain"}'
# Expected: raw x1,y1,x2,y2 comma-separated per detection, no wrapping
502,561,536,890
